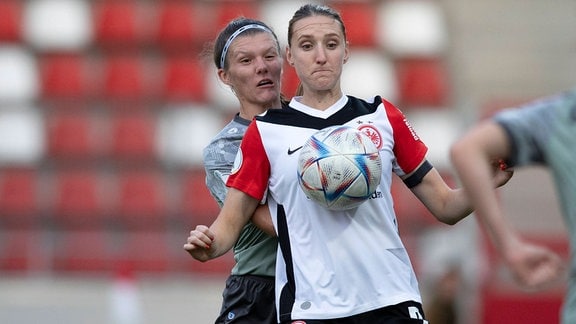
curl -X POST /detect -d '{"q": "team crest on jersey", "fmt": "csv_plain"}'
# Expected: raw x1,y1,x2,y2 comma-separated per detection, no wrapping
230,149,243,175
358,124,382,149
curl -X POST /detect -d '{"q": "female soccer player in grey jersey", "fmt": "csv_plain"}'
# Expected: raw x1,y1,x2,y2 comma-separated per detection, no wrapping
196,18,285,324
451,89,573,323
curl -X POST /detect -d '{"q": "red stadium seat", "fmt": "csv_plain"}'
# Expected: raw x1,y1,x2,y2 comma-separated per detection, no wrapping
0,168,38,227
52,229,115,273
154,1,195,49
114,170,168,227
93,1,149,47
116,230,172,273
46,113,101,160
100,54,152,100
0,229,42,272
332,2,377,47
162,55,207,102
0,0,22,42
282,61,300,98
109,113,156,162
395,58,450,107
179,169,220,228
213,1,260,31
480,235,567,323
39,54,93,100
50,170,107,228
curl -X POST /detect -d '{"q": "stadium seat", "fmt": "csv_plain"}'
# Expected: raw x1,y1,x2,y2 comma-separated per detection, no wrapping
332,2,377,47
116,230,172,273
50,169,107,228
52,229,115,273
23,0,92,51
0,229,42,273
282,61,300,99
0,46,39,103
114,170,168,227
46,113,100,161
39,54,93,100
161,55,207,102
0,0,22,42
377,0,447,56
212,1,260,31
341,50,397,102
0,168,38,227
154,1,195,49
100,54,152,101
109,113,156,162
156,107,221,166
395,58,450,107
93,0,148,47
178,169,220,227
480,235,567,324
0,109,44,165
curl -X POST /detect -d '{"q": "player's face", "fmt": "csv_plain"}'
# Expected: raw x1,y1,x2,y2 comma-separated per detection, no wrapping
286,15,349,93
220,32,283,108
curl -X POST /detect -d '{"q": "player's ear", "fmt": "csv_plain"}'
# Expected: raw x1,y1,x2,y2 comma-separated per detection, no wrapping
217,68,231,86
343,42,350,64
286,46,294,66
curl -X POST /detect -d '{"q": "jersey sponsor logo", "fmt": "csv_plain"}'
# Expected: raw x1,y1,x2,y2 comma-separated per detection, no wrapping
369,190,383,199
358,124,383,149
230,149,243,175
403,118,420,141
287,146,303,155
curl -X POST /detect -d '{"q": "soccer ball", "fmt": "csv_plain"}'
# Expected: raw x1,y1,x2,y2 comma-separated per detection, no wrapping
297,125,382,210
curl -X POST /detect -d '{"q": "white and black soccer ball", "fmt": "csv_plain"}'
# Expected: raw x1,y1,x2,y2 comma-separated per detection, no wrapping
297,125,382,210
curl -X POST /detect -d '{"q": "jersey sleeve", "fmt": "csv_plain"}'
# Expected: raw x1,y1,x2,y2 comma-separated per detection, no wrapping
226,122,270,201
493,100,551,167
383,99,429,175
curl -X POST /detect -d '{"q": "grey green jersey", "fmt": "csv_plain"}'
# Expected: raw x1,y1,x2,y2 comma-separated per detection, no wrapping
494,88,576,324
202,114,276,277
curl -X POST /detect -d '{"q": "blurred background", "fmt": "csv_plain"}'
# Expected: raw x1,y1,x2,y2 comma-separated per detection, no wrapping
0,0,574,323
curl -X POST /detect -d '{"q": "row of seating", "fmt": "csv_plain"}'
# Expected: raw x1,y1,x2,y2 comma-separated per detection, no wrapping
0,227,235,275
0,167,441,229
0,50,449,107
0,167,219,228
1,0,446,55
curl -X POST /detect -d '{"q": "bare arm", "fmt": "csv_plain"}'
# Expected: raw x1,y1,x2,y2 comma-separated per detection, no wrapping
450,121,564,289
409,167,472,225
408,157,512,225
183,187,260,262
251,204,276,237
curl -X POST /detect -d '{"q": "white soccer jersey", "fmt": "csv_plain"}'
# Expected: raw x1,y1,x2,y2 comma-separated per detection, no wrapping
227,95,428,322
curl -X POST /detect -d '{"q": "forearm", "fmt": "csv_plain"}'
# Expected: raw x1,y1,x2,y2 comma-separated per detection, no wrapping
410,168,472,225
207,188,260,259
452,148,518,252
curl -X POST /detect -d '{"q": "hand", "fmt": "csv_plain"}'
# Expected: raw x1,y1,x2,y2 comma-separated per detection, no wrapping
503,238,565,290
492,159,514,188
183,225,215,262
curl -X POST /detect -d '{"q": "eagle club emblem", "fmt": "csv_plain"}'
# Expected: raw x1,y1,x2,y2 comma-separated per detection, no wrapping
358,124,382,149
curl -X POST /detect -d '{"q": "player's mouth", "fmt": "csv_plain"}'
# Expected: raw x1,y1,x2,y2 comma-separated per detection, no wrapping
257,79,274,87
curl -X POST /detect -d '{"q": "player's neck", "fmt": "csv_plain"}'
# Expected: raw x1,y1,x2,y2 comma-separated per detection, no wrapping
300,89,343,111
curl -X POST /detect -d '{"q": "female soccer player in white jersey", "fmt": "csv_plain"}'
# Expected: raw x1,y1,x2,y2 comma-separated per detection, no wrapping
185,4,512,323
196,18,286,324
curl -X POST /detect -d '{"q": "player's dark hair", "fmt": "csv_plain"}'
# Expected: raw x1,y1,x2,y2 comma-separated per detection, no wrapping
213,18,280,70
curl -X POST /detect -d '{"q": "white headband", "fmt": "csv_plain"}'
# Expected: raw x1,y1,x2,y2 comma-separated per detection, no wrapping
219,24,272,69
